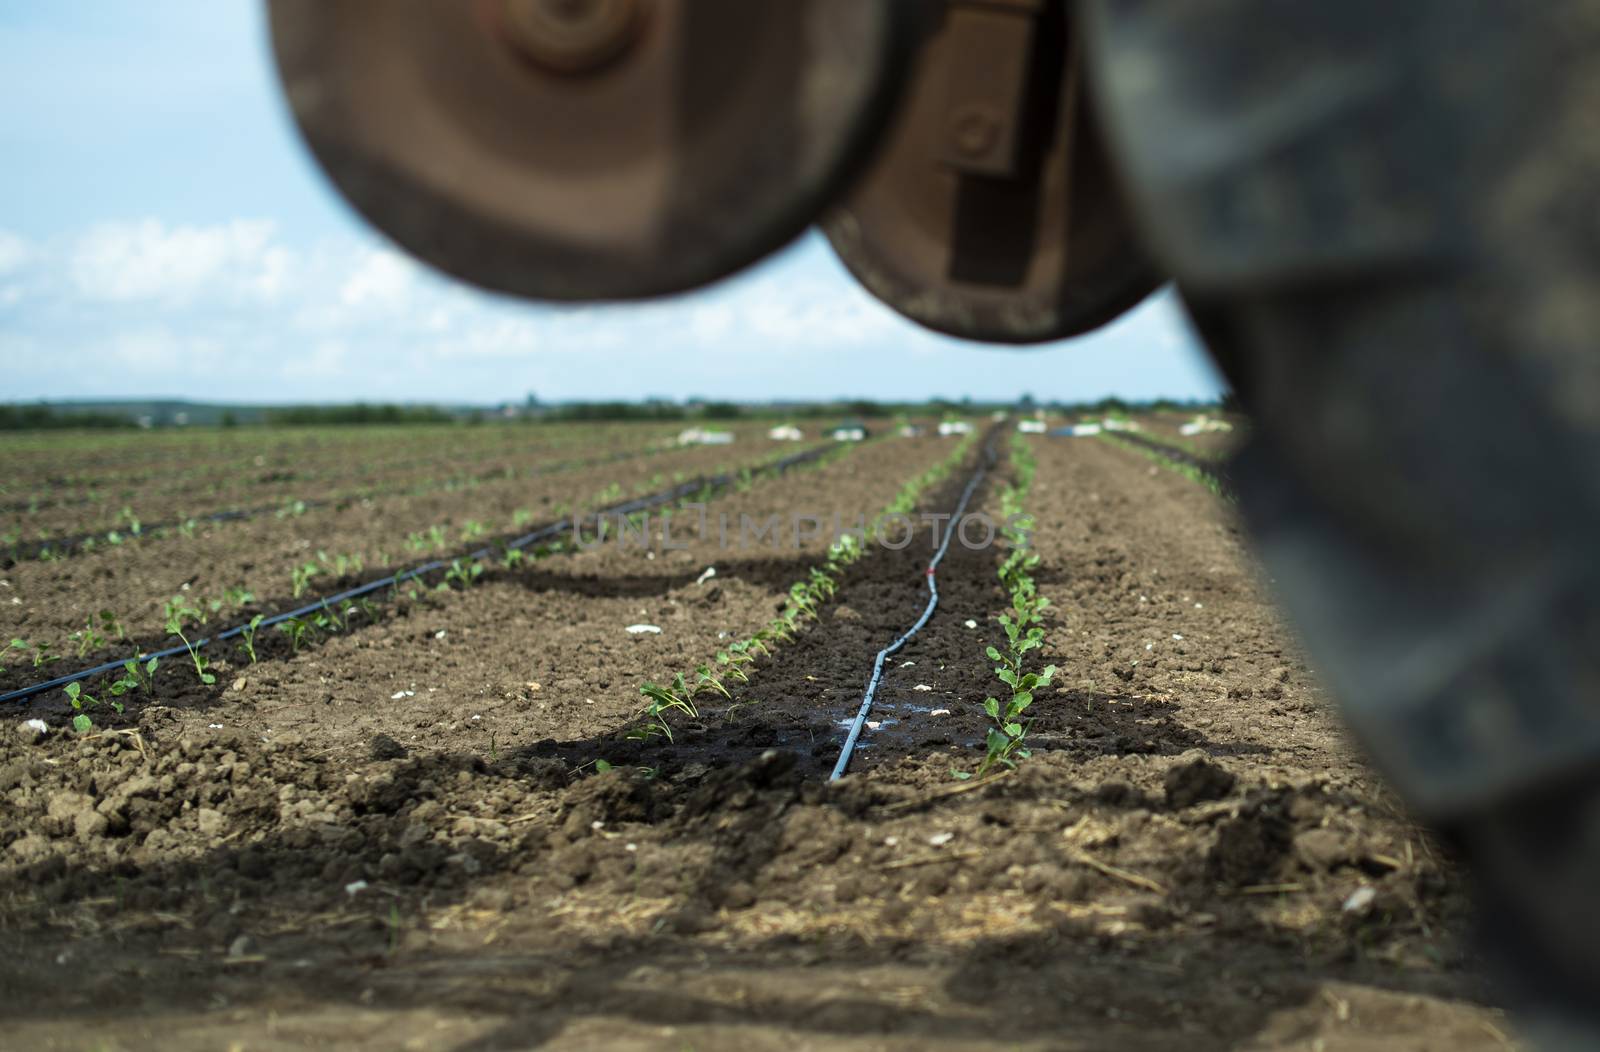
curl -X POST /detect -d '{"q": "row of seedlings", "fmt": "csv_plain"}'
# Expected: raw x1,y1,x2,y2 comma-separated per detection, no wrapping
1097,431,1230,499
968,431,1058,778
633,432,982,742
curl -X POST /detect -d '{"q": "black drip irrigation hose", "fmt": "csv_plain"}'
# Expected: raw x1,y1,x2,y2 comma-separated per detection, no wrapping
1,444,835,707
4,442,677,565
829,441,995,782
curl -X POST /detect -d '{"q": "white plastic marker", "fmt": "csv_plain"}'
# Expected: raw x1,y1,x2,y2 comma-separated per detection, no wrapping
830,445,992,782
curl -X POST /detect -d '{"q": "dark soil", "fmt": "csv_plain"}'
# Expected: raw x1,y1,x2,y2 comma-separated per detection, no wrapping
0,429,1521,1050
0,432,840,692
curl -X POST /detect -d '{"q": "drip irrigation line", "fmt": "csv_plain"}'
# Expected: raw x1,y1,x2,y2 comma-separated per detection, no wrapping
4,441,678,564
2,444,835,707
830,442,995,782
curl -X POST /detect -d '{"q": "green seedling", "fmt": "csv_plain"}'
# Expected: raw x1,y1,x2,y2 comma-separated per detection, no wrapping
224,586,256,608
317,598,345,633
317,550,364,576
65,681,122,734
1,638,28,674
163,597,215,685
512,508,534,528
974,663,1057,778
66,683,96,733
69,618,107,658
109,653,159,699
238,615,265,664
291,562,321,598
716,646,753,684
443,558,484,590
460,520,487,541
503,547,525,570
692,664,731,700
22,640,60,669
99,609,127,642
787,582,819,620
276,616,315,654
632,675,699,742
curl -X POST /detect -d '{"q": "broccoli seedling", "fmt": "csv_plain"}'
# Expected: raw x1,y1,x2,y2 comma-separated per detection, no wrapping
238,615,266,664
163,597,215,686
290,562,321,599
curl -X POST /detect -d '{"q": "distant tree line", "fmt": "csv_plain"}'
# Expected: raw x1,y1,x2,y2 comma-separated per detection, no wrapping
0,405,137,430
263,403,454,426
539,400,891,422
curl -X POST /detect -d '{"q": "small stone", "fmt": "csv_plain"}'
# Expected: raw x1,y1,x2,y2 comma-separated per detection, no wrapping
227,934,257,958
231,677,248,693
17,719,48,743
1342,886,1377,913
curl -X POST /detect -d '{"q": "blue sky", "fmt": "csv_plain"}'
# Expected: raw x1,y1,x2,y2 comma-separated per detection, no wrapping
0,3,1223,406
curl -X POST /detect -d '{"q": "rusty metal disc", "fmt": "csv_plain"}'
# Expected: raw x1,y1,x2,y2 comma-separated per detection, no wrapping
822,0,1160,344
268,0,917,301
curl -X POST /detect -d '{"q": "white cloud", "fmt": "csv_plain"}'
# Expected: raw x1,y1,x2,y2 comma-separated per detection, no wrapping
432,318,542,359
105,327,184,370
3,218,1220,404
339,248,417,310
282,339,352,378
0,230,30,274
68,219,286,305
254,246,294,302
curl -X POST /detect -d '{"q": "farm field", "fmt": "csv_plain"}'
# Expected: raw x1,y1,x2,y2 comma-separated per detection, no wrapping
0,420,1517,1050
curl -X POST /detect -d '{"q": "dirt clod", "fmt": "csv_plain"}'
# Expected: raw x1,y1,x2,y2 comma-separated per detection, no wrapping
369,734,408,761
1164,756,1237,809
